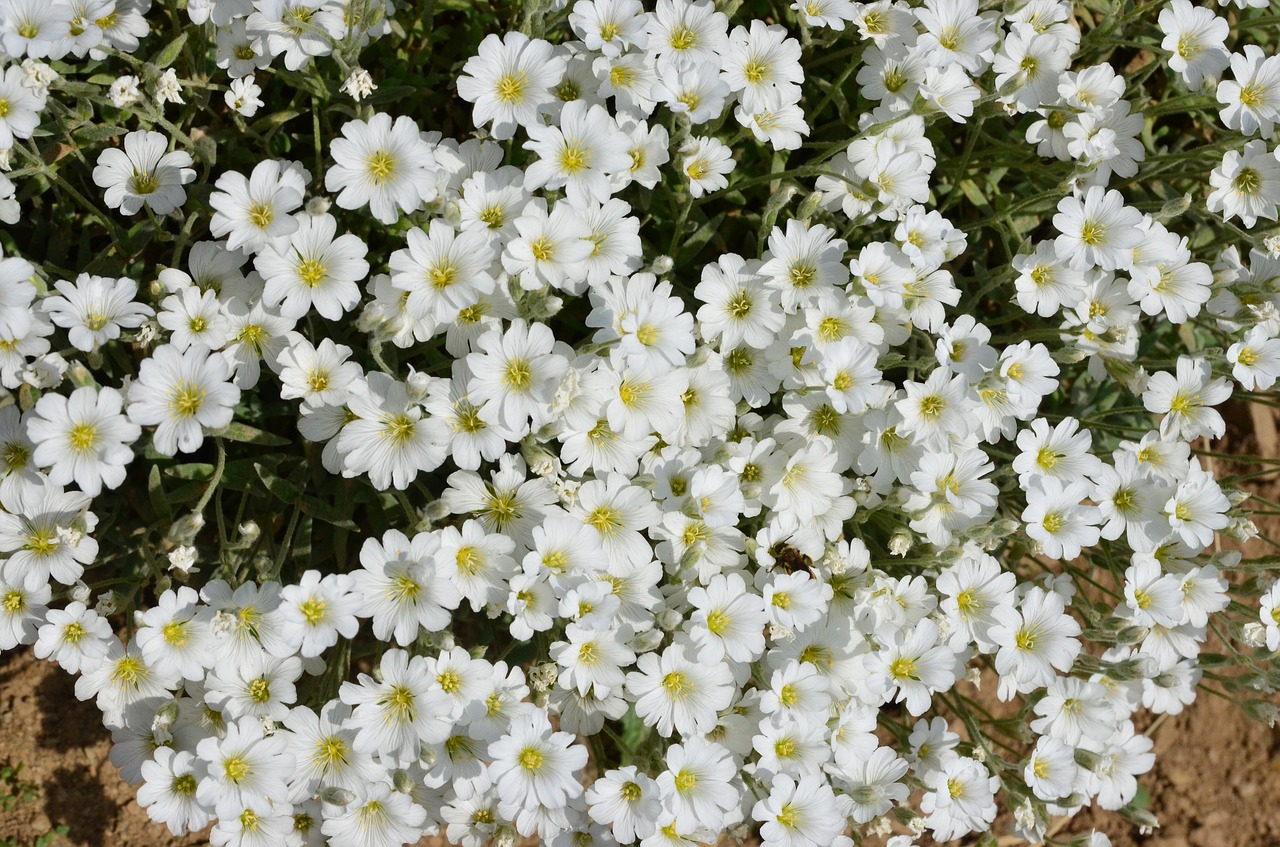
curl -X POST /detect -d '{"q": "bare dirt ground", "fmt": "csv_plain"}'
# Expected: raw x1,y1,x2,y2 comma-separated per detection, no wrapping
1,400,1277,847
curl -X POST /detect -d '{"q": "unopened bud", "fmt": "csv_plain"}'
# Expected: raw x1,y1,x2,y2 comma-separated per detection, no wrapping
318,786,357,806
1242,621,1268,649
1157,193,1192,222
305,196,331,216
405,369,432,403
391,768,416,794
70,580,91,604
796,190,824,222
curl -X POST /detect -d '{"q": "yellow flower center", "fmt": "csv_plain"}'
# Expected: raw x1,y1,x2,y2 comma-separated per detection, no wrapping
743,60,770,85
1079,220,1105,246
380,684,417,722
495,73,527,104
169,381,206,418
559,146,588,174
68,423,98,451
366,151,396,185
518,747,544,771
381,413,417,444
669,26,697,51
298,598,326,624
889,656,918,681
248,202,274,230
297,259,327,288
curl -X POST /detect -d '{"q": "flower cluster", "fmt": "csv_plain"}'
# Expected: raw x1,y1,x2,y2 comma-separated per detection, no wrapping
1,0,1279,846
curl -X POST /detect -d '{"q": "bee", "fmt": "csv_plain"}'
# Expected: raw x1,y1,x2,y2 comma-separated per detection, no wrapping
771,543,813,577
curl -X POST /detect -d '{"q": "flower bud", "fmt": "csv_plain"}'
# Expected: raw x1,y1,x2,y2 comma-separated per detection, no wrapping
305,195,332,216
70,580,91,604
1242,621,1267,648
318,787,356,807
391,768,416,794
405,368,432,403
94,591,119,615
888,530,913,557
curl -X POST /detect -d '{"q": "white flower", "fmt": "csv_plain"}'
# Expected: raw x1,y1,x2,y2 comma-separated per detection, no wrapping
210,159,310,254
340,648,454,757
1164,462,1230,549
1207,140,1280,228
195,716,295,820
390,219,497,324
138,748,213,837
655,737,739,831
352,528,461,644
33,600,111,674
626,644,734,737
680,136,736,199
488,711,588,811
720,21,803,113
43,274,153,353
988,587,1082,699
1228,325,1280,390
126,343,242,456
28,386,139,497
1217,44,1280,138
753,774,849,847
1159,0,1229,90
466,320,570,435
93,131,195,216
277,336,362,407
154,68,184,106
321,781,427,847
922,756,998,841
279,570,360,658
685,571,767,663
502,198,593,292
646,0,729,71
864,619,957,716
157,286,231,352
167,545,199,575
1052,186,1143,271
1022,477,1101,560
206,650,302,721
0,65,46,148
255,212,369,320
225,75,264,116
524,100,630,205
585,766,661,843
0,0,71,60
1260,581,1280,650
246,0,331,71
0,256,35,339
457,32,563,140
917,0,997,74
325,113,439,225
337,372,448,490
1142,356,1233,441
1082,721,1155,810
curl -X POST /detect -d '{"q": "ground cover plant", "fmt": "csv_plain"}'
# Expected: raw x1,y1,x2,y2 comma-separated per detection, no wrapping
1,0,1279,844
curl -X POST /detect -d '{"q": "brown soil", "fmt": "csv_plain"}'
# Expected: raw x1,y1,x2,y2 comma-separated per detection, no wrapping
0,646,207,847
1,400,1278,847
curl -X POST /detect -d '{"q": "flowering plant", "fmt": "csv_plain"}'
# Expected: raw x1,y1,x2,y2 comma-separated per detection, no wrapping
2,0,1280,845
